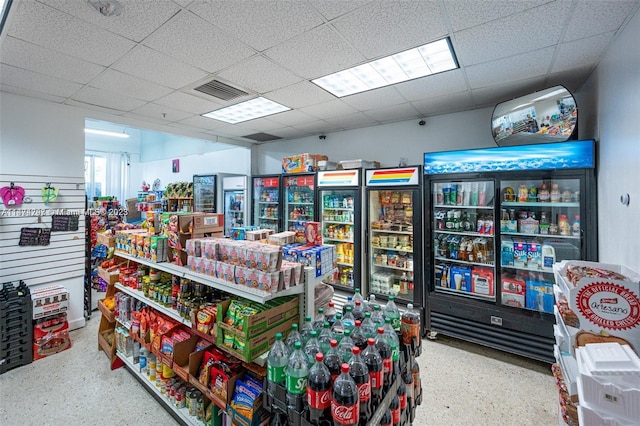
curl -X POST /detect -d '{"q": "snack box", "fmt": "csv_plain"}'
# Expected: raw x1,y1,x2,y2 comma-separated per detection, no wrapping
554,260,640,357
501,276,525,308
31,285,69,319
33,329,72,361
267,231,296,246
216,296,299,339
449,265,471,292
282,153,328,173
471,267,494,296
217,317,296,363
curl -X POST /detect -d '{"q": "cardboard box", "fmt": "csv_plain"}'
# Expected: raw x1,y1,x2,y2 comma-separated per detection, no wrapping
282,153,328,173
501,275,525,308
216,296,299,339
158,333,199,371
33,329,72,360
31,285,69,319
217,317,296,363
97,232,115,247
188,347,241,407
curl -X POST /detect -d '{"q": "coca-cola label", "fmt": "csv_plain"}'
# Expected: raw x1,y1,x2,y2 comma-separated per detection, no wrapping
382,357,392,374
392,406,401,424
370,370,383,389
356,381,371,402
308,388,331,409
331,400,359,425
399,393,407,409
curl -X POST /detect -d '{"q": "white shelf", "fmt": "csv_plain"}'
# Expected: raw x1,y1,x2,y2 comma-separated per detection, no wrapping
336,261,354,267
322,207,353,211
435,230,494,238
501,264,553,274
434,256,495,268
501,232,579,240
115,252,306,304
434,204,493,210
114,283,191,327
116,352,203,426
324,237,354,243
258,216,278,220
287,202,314,206
371,245,413,253
502,201,579,208
370,229,413,235
323,220,354,225
257,201,278,204
435,285,496,302
372,263,412,272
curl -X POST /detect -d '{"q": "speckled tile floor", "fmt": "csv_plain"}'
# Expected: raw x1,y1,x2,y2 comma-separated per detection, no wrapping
0,315,558,426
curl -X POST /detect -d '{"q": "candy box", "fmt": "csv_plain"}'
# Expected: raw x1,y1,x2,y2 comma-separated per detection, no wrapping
501,276,525,308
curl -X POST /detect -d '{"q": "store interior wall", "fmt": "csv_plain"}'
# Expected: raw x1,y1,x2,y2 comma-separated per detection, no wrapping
252,107,497,175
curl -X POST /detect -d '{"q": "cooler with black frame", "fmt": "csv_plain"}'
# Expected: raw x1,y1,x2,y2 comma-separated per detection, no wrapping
283,173,316,243
423,140,597,363
251,174,282,233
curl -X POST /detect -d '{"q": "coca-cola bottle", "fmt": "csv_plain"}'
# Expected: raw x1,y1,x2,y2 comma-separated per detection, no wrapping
343,296,354,316
411,358,421,406
338,329,355,363
331,363,359,426
380,409,392,426
350,320,367,351
286,323,302,353
301,314,314,346
286,341,309,412
375,327,393,391
360,312,377,339
313,307,326,331
324,339,342,383
389,394,401,425
307,353,332,425
362,337,383,406
402,367,414,420
304,330,322,367
396,375,407,418
325,301,337,325
331,313,345,343
352,300,365,322
318,321,334,354
348,346,371,425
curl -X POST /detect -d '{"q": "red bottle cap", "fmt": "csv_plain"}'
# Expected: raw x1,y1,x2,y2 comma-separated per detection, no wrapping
341,363,350,373
351,346,360,355
316,352,324,362
330,339,338,348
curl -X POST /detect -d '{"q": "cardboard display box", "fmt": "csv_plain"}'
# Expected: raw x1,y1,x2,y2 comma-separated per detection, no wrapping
217,317,295,363
31,285,69,319
216,296,299,340
97,232,115,247
98,266,120,285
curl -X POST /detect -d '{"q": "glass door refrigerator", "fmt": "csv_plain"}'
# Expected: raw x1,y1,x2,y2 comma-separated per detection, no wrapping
365,166,424,323
222,176,247,236
283,174,316,243
316,169,363,295
193,174,217,213
424,140,597,363
251,175,282,232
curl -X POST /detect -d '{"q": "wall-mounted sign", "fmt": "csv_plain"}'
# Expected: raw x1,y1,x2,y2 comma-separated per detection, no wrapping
19,227,51,246
51,215,79,232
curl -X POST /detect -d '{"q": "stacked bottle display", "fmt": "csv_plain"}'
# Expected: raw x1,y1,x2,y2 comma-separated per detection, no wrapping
265,293,423,426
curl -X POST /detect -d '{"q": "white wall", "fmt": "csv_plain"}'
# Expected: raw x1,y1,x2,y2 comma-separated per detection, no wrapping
581,8,640,266
253,107,497,174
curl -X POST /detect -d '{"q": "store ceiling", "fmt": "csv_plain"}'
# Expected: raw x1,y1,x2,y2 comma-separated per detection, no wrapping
1,0,638,148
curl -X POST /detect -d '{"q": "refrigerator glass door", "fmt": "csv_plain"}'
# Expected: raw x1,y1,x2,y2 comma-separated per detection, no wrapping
253,177,280,232
224,190,245,236
284,175,315,243
498,178,581,313
368,188,417,302
432,180,496,301
193,175,216,212
320,189,356,290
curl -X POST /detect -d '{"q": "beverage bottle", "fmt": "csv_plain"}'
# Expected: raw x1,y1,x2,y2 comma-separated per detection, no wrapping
362,337,383,407
410,358,421,405
304,330,322,367
371,304,385,329
267,332,289,387
352,288,366,310
325,301,337,325
375,327,393,391
390,394,401,425
343,296,355,316
139,346,148,375
352,300,365,322
400,303,421,348
402,368,415,423
396,374,407,416
331,363,359,426
572,215,581,237
318,321,334,354
324,339,342,382
380,409,392,426
313,307,326,331
286,341,309,412
270,411,287,426
301,314,314,346
383,296,401,331
360,312,377,339
348,347,372,425
368,294,379,312
331,313,345,343
350,320,367,351
338,329,356,363
307,352,332,424
286,323,302,353
383,317,400,376
343,306,356,331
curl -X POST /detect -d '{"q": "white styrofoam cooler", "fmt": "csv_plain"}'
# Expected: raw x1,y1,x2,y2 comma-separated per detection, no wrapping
576,343,640,423
578,404,638,426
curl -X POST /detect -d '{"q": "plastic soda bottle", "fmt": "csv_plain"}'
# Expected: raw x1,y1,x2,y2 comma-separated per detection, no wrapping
348,346,372,424
360,312,377,340
267,332,289,386
318,321,334,354
400,303,421,347
384,296,401,331
286,323,302,353
307,353,332,424
338,329,356,363
301,315,314,346
331,363,359,426
324,339,342,382
304,330,322,367
286,341,309,411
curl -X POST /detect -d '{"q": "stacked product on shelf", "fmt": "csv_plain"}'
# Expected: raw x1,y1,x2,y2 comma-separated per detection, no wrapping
0,281,33,374
164,181,194,213
31,285,71,361
552,259,640,425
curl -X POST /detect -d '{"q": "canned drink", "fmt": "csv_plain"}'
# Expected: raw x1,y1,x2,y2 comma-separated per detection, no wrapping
196,397,204,420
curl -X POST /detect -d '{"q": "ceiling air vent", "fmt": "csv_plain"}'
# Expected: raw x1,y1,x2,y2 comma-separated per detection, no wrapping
194,79,249,101
243,133,282,142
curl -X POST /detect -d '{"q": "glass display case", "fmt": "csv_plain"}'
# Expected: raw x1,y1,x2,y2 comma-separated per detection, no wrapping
252,175,281,232
284,174,316,243
192,174,216,213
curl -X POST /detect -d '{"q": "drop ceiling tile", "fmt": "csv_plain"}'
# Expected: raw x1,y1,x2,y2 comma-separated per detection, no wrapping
90,70,174,102
551,32,613,74
38,0,181,43
292,121,343,134
156,92,225,115
0,84,67,103
130,102,193,123
471,77,547,108
0,37,106,84
205,124,260,138
247,117,299,131
341,86,407,111
217,56,302,94
265,81,336,109
363,102,421,122
175,115,229,130
333,1,448,59
144,11,255,73
564,0,638,42
299,99,358,119
412,91,474,116
113,46,208,89
546,68,592,94
173,0,193,7
444,0,547,32
264,127,301,139
465,47,554,89
0,64,82,98
394,69,467,102
453,1,572,66
120,112,171,126
189,1,324,51
324,112,379,129
262,110,316,126
264,24,366,79
6,1,135,67
309,0,372,20
71,86,147,111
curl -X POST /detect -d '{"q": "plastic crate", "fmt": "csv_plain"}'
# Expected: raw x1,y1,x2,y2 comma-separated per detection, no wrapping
0,315,31,338
1,334,32,353
0,350,33,374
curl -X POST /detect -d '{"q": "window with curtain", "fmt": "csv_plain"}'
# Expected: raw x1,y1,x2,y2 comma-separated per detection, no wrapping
85,151,129,203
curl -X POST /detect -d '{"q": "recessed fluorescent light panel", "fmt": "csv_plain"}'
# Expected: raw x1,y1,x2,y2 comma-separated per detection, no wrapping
202,97,290,124
84,128,130,138
312,37,459,97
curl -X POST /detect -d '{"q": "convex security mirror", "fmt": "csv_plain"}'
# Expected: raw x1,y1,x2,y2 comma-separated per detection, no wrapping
491,85,577,147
